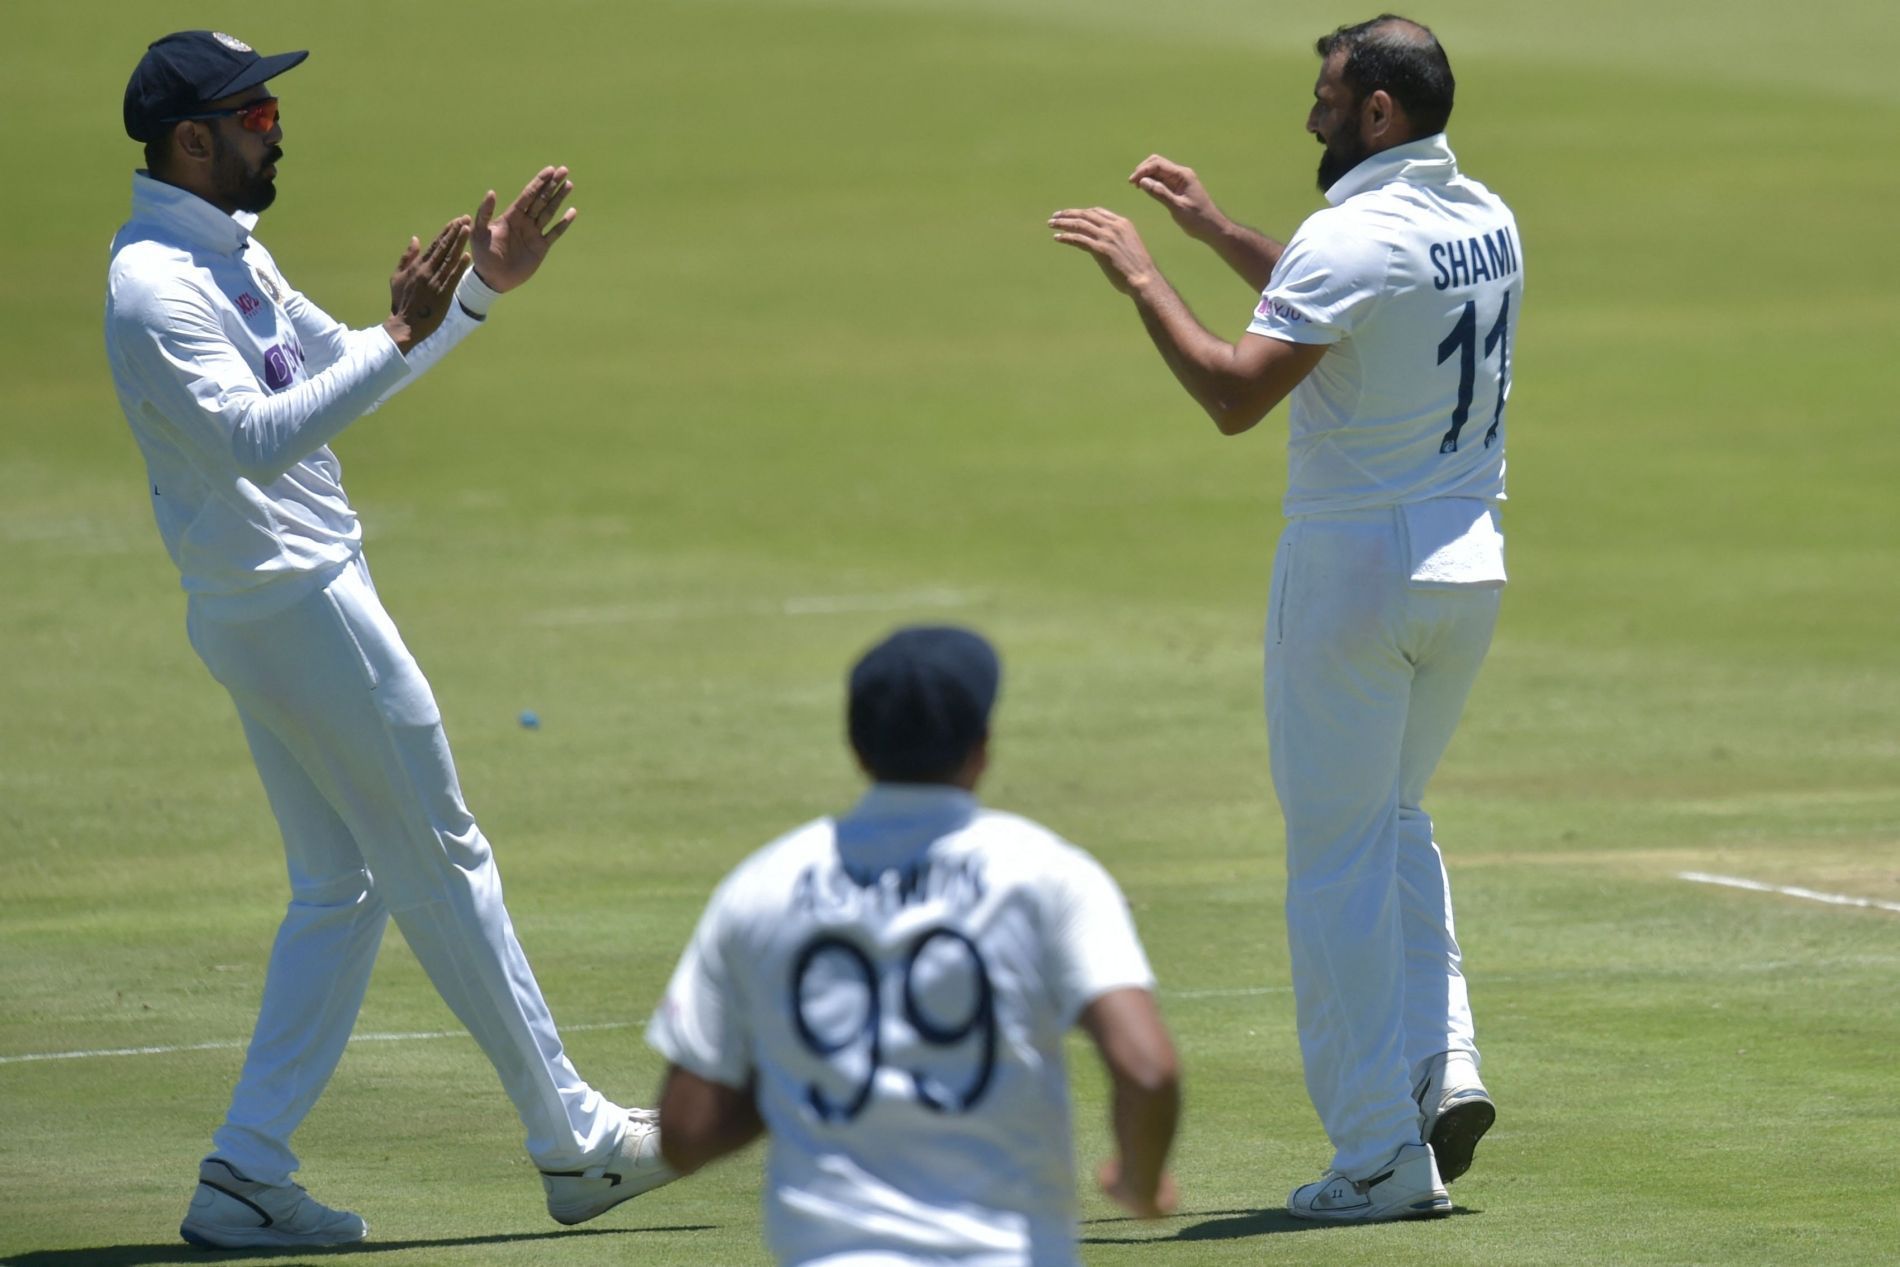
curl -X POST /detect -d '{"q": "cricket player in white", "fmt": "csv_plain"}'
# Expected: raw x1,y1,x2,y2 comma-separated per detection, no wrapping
104,31,673,1249
647,627,1182,1266
1052,16,1516,1221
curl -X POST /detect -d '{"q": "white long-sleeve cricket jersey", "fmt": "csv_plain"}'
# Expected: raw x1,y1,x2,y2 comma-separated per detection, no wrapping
104,172,496,619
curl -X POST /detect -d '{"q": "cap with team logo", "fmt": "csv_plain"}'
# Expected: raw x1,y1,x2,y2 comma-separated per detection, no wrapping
848,626,1001,782
123,30,308,142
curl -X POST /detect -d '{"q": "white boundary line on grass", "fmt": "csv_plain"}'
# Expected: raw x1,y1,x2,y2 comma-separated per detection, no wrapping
1677,871,1900,915
0,1020,634,1067
18,948,1896,1065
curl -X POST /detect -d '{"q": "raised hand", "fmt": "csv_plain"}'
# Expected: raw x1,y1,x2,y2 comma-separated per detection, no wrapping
384,215,473,353
470,165,578,293
1129,154,1225,242
1048,206,1159,295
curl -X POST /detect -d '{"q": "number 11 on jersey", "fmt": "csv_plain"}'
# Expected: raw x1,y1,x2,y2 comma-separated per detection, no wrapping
1436,294,1511,454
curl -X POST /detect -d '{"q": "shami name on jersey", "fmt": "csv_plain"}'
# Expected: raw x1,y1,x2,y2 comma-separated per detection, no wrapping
1430,225,1520,291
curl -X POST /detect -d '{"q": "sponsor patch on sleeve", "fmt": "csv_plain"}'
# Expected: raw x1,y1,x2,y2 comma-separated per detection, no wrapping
1255,296,1308,324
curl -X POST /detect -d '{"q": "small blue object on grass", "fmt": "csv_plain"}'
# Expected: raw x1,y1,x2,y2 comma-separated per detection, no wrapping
518,710,540,730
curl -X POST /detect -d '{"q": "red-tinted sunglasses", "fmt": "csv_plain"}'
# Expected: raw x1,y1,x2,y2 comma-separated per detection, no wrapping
165,97,279,134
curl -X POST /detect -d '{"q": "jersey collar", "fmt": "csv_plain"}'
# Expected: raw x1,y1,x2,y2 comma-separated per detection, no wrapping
849,783,979,822
128,171,255,255
1323,132,1459,206
834,783,980,869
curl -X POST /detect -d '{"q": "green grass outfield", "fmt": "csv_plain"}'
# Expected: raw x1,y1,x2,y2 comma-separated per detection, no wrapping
4,0,1898,1263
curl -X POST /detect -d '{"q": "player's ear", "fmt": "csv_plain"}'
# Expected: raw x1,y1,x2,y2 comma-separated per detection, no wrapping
1364,89,1405,142
958,738,990,790
177,121,212,163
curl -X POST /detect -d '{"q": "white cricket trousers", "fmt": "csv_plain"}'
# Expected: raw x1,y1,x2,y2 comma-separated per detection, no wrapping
185,555,620,1184
1265,508,1499,1178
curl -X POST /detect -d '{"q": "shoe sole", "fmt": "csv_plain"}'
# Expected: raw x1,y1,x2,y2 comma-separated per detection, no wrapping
1429,1096,1495,1184
1287,1194,1452,1223
180,1222,368,1249
544,1168,679,1226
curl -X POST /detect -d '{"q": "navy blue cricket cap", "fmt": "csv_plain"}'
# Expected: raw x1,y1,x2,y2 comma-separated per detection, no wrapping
124,31,308,142
848,626,1001,782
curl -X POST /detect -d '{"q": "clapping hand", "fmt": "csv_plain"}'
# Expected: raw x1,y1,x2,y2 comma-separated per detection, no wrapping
1129,155,1224,242
470,165,579,294
1048,206,1159,295
384,215,473,353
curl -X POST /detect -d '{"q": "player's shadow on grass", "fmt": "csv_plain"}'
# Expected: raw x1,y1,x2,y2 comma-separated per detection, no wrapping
0,1224,719,1266
1081,1205,1480,1243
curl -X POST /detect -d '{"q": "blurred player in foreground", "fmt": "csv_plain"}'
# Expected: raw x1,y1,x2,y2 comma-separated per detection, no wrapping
647,626,1181,1265
1051,14,1518,1222
104,30,674,1249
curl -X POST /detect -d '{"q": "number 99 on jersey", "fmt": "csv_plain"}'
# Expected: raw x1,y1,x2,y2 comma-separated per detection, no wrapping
790,927,998,1122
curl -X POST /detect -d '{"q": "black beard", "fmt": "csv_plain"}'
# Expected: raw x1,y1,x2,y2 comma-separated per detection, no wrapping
213,132,280,214
236,171,278,214
1316,119,1370,192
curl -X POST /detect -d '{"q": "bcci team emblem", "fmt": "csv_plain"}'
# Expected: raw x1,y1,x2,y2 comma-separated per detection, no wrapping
212,32,254,53
250,265,285,305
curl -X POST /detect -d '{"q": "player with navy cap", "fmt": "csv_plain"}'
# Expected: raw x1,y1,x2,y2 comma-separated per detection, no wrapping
648,627,1182,1266
105,30,675,1249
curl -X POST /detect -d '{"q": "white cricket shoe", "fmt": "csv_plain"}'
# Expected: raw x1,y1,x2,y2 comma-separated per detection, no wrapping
1414,1050,1495,1183
179,1157,368,1249
1286,1143,1451,1222
541,1107,680,1225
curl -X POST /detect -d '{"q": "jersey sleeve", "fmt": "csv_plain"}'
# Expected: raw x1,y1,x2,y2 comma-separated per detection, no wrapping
1247,212,1392,346
1043,847,1156,1026
108,262,409,485
646,875,755,1090
271,250,499,409
370,269,501,406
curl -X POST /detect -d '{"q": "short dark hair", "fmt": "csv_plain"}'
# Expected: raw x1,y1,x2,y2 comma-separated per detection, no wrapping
1316,15,1455,137
143,134,172,178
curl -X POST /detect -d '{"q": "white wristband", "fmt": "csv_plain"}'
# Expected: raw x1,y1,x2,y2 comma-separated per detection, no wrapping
456,268,503,319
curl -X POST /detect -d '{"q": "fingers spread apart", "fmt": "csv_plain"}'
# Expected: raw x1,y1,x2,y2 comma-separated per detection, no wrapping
513,165,577,238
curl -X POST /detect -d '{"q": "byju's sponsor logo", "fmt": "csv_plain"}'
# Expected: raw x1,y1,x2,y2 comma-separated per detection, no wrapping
261,339,307,391
1256,296,1308,324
